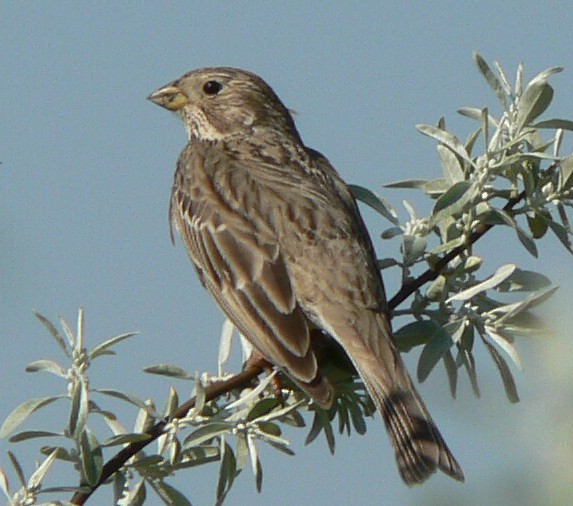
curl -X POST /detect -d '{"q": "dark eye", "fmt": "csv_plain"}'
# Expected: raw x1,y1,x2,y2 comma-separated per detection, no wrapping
203,80,223,95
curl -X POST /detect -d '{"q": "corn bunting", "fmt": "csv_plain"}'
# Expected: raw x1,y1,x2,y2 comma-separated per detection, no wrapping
148,67,464,485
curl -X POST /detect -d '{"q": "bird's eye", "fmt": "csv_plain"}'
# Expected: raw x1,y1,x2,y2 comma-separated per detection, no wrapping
203,80,223,95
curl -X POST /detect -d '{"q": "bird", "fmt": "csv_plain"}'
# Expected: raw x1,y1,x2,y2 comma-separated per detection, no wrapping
148,67,464,486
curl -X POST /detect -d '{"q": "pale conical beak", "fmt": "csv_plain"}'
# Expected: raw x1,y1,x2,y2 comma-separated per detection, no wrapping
147,85,189,111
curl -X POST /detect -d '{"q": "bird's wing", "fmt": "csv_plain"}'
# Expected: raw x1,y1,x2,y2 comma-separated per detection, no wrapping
170,144,322,387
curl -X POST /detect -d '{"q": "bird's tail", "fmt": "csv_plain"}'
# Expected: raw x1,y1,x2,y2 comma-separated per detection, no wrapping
355,347,464,485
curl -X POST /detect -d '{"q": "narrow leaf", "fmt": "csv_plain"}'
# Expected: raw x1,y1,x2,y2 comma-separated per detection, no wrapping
143,364,193,379
27,449,58,489
79,427,103,486
473,52,508,110
33,311,70,357
417,322,459,382
515,82,554,132
349,184,399,225
89,332,138,360
0,396,63,438
416,124,475,168
25,360,67,377
9,430,63,443
448,264,516,302
482,339,520,403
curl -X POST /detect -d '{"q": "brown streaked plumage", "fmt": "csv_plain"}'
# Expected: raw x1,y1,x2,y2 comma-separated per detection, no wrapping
148,67,464,485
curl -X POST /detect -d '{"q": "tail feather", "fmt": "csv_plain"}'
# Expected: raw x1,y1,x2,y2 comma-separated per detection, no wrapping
361,372,464,485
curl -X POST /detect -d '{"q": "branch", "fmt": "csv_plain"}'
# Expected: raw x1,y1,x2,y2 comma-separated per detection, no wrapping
70,363,264,505
389,191,526,310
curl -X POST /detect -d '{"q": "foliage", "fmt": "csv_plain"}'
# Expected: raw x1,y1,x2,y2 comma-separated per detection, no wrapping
2,54,573,504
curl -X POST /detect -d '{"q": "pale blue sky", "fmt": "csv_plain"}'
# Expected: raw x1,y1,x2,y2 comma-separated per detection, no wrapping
2,2,573,505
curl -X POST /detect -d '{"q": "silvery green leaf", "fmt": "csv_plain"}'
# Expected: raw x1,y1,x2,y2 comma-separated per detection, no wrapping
385,178,450,197
305,409,335,454
33,311,70,357
459,348,480,398
462,255,483,273
458,107,499,128
218,319,234,375
59,316,76,350
69,379,89,438
39,446,75,462
492,209,538,257
9,430,62,442
394,320,442,352
134,403,155,433
143,364,194,379
183,422,234,449
473,52,508,110
432,181,476,218
426,275,447,302
527,213,549,239
163,387,179,419
377,258,398,270
437,144,465,184
113,471,127,505
94,389,157,415
465,127,483,157
533,119,573,131
246,398,281,422
448,264,516,302
246,434,263,492
89,332,138,360
554,128,564,156
76,306,85,351
427,236,465,255
224,370,276,411
558,156,573,191
494,60,512,95
252,400,305,424
380,226,403,239
348,402,367,435
417,321,461,382
529,66,563,85
149,480,192,506
501,310,546,337
7,451,25,487
515,81,554,132
416,124,476,168
535,212,573,253
0,467,10,501
443,350,458,399
101,433,151,447
484,326,522,369
79,427,102,486
194,374,206,415
25,359,67,377
402,234,427,263
482,339,519,403
495,269,551,292
0,396,64,438
122,479,146,506
216,441,237,506
27,449,58,489
495,287,558,323
348,184,399,225
515,62,524,95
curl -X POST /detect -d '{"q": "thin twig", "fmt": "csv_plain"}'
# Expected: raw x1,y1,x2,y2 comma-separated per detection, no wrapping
389,191,526,310
70,363,264,505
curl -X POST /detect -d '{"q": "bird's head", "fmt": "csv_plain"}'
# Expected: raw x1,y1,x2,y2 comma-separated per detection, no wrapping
148,67,301,143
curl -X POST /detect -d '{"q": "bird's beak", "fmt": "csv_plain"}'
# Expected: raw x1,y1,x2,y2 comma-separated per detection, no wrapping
147,85,189,111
